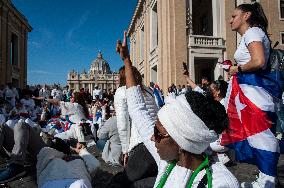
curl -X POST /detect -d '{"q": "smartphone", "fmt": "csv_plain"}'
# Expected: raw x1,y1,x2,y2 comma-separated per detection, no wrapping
183,62,188,72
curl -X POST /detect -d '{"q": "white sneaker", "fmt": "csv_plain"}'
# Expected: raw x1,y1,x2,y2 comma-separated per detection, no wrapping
24,118,38,128
217,153,230,164
276,132,283,140
241,172,276,188
241,180,261,188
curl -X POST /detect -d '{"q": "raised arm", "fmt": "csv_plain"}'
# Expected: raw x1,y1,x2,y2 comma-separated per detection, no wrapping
116,31,136,88
182,69,204,93
116,32,160,163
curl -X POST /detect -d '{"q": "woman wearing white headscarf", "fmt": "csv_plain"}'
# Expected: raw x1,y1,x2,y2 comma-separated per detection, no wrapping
116,32,239,188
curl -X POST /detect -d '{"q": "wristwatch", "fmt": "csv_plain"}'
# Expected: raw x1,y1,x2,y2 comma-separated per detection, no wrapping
238,65,243,73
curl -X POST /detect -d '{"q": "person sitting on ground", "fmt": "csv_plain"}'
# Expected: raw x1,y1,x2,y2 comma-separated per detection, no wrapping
0,121,47,183
0,92,91,183
116,31,239,188
97,113,122,166
37,144,100,188
34,91,89,144
20,93,35,115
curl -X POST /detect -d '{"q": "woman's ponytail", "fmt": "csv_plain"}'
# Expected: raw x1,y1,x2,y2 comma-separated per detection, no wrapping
251,2,268,32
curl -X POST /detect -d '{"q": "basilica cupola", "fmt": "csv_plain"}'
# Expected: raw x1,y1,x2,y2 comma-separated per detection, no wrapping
90,51,111,75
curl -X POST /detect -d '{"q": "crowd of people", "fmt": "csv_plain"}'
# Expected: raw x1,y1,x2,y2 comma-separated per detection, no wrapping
0,2,283,188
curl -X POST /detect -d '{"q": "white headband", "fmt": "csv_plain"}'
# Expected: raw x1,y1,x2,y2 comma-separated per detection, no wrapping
157,95,217,154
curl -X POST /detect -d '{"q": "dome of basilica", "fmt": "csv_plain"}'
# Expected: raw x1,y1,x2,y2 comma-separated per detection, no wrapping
90,51,111,75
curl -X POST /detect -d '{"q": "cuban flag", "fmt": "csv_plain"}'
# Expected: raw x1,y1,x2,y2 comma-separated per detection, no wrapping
221,72,281,177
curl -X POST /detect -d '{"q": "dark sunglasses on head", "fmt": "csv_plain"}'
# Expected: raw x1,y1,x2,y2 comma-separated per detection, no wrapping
154,126,170,143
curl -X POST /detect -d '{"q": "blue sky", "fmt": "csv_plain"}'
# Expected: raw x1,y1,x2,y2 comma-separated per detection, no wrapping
12,0,137,85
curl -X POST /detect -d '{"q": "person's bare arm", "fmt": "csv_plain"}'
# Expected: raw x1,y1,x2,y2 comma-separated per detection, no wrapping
183,71,198,89
32,96,60,106
229,41,266,74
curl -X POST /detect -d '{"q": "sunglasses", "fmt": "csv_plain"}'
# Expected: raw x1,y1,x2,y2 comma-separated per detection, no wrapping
154,126,170,143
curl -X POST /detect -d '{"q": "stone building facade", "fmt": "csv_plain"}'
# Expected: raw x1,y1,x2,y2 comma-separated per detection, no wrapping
127,0,284,92
0,0,32,88
67,52,118,92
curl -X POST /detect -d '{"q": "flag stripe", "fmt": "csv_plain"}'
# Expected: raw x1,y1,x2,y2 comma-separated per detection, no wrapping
237,72,282,99
239,84,275,112
227,139,279,177
246,129,279,153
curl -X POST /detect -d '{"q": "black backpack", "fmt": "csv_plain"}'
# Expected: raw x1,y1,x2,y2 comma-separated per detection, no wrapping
268,41,284,93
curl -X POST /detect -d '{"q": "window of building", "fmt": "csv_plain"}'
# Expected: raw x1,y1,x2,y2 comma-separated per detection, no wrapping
280,0,284,19
280,32,284,45
140,26,144,63
150,2,158,50
10,33,19,66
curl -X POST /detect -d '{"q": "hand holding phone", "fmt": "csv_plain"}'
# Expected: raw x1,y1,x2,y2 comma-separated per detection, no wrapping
182,62,189,76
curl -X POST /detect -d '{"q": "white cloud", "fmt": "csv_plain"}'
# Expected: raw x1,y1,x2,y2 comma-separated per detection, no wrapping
29,70,50,75
66,11,90,42
29,41,41,48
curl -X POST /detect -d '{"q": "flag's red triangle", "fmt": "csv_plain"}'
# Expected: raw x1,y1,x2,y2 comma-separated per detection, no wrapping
221,76,272,145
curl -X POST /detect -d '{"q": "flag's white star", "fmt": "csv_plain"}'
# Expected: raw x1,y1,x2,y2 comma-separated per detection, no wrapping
235,93,246,123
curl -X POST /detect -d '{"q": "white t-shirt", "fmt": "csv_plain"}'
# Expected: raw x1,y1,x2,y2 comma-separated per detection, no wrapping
39,88,50,98
234,27,270,68
92,89,102,99
51,89,62,100
60,101,86,124
20,98,35,112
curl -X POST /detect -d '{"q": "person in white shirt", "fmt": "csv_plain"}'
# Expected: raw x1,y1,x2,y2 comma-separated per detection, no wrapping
227,3,277,187
37,144,100,188
111,65,158,186
97,116,122,166
39,85,50,99
92,86,102,100
181,85,187,95
9,101,28,117
51,85,62,101
43,92,89,143
115,32,239,188
4,84,16,107
20,94,36,115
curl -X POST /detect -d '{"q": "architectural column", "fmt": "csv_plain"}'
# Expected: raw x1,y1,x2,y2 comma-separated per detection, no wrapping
212,0,221,37
90,83,93,96
187,0,193,35
188,51,195,82
75,82,79,91
22,30,28,87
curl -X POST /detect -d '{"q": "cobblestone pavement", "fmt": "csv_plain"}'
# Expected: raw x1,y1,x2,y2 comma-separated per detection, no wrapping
0,147,284,188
